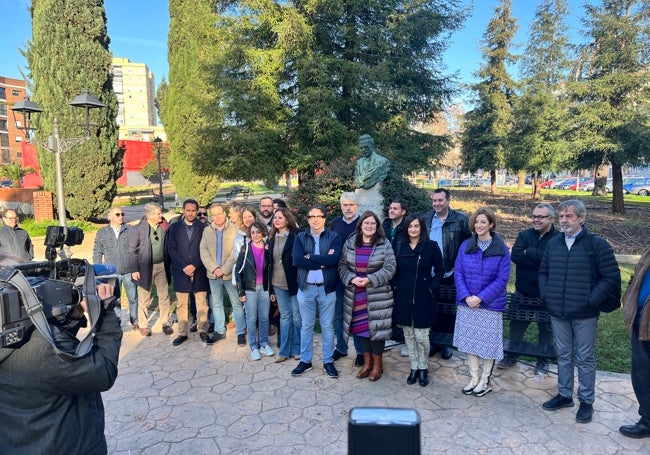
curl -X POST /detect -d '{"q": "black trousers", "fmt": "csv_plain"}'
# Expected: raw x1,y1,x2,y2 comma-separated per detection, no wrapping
631,325,650,425
359,337,386,355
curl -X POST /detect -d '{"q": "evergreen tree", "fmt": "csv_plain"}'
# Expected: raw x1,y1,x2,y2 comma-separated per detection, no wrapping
460,0,517,192
509,0,571,199
161,0,220,205
567,0,650,214
26,0,120,220
190,0,464,185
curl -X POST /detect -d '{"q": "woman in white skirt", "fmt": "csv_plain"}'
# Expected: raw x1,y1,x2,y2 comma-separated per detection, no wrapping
453,206,511,397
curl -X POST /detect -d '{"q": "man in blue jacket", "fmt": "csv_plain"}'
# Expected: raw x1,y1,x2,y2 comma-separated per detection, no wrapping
539,200,620,424
292,204,342,378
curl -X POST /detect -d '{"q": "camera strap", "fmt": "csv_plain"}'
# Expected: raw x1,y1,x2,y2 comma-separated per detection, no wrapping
0,267,95,360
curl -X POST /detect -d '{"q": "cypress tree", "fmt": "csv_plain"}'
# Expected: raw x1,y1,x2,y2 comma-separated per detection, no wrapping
26,0,120,220
161,0,220,204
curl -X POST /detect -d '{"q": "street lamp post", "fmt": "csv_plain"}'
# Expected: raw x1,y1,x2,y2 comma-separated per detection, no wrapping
11,93,104,256
153,137,164,210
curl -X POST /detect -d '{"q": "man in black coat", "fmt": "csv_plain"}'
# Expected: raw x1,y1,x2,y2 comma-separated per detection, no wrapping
167,199,211,346
539,200,620,424
498,203,559,374
424,188,472,359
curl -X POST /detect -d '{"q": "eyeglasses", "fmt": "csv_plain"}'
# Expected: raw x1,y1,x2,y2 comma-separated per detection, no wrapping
114,213,125,217
2,216,17,220
198,212,207,217
531,215,551,220
307,215,324,219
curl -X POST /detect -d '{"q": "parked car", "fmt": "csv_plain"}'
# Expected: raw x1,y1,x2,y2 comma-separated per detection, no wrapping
623,177,650,194
550,177,575,189
582,178,613,192
0,180,12,188
568,177,594,191
628,183,650,196
540,178,556,189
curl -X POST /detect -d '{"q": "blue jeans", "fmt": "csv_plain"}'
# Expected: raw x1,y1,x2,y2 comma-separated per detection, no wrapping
550,315,599,404
209,278,245,335
297,284,335,364
274,288,301,358
120,273,138,325
334,281,362,355
244,284,270,350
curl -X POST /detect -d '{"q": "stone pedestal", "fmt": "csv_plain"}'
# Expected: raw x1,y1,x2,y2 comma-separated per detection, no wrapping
355,183,384,218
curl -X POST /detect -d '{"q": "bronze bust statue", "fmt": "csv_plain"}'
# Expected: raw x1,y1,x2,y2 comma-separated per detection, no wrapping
354,134,390,189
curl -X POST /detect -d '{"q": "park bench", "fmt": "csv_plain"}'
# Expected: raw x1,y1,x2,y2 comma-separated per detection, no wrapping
224,186,252,200
431,285,556,361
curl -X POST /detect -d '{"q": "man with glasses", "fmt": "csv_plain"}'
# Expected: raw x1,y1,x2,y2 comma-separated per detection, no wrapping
93,207,138,328
292,205,342,378
128,203,172,337
200,203,238,343
0,209,33,261
498,203,559,374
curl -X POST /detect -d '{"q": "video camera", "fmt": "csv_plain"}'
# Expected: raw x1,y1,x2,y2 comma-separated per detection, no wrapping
0,226,118,357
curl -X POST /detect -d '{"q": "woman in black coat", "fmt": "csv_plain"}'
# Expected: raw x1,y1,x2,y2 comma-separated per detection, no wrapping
393,214,444,387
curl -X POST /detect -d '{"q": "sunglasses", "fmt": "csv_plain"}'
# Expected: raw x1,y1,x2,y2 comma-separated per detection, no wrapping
114,213,125,217
198,212,207,217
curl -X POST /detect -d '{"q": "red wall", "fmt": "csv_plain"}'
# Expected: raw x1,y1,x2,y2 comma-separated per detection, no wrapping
21,139,158,188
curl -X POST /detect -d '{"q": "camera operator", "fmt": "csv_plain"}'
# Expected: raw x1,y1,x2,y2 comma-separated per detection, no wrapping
0,262,122,455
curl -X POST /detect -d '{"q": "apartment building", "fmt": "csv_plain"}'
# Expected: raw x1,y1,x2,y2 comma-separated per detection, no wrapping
111,57,164,141
0,76,27,164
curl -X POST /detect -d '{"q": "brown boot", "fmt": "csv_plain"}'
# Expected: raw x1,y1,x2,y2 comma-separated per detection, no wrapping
356,352,373,379
369,354,383,381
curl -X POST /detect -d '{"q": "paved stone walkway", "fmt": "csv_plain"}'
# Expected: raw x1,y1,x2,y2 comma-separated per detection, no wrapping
101,321,646,455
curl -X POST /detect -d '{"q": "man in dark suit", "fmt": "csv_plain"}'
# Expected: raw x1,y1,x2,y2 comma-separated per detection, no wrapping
167,199,212,346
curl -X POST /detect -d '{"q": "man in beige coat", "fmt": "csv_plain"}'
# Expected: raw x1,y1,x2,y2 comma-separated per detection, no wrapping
200,203,238,342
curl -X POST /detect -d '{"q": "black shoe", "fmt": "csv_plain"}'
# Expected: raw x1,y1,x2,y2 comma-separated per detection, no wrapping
428,345,439,357
208,323,215,333
576,401,593,423
332,349,347,361
172,335,188,346
418,369,429,387
441,347,453,359
534,361,549,375
237,334,246,346
497,357,518,369
407,369,419,385
542,394,574,411
207,331,226,345
619,420,650,439
189,322,198,333
323,362,339,378
354,353,364,367
291,361,313,377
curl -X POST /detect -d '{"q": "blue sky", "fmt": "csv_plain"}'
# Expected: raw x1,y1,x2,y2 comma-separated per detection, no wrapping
0,0,592,103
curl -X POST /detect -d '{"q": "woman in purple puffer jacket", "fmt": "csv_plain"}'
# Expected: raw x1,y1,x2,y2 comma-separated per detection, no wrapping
453,206,510,397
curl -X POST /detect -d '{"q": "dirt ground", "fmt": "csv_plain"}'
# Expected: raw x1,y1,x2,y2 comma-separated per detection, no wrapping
449,189,648,255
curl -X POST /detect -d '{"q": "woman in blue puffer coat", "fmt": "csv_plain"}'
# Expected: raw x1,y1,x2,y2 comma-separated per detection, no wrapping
454,206,510,397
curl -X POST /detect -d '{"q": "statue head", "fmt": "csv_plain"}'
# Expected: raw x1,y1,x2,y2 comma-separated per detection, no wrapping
359,134,375,158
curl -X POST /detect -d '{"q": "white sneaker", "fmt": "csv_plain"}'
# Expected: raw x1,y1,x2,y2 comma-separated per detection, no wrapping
251,348,261,361
261,345,275,357
401,346,409,357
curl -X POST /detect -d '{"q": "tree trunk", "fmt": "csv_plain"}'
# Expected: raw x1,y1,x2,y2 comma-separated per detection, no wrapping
517,170,526,191
490,169,497,193
611,163,625,215
532,171,542,200
591,165,608,196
